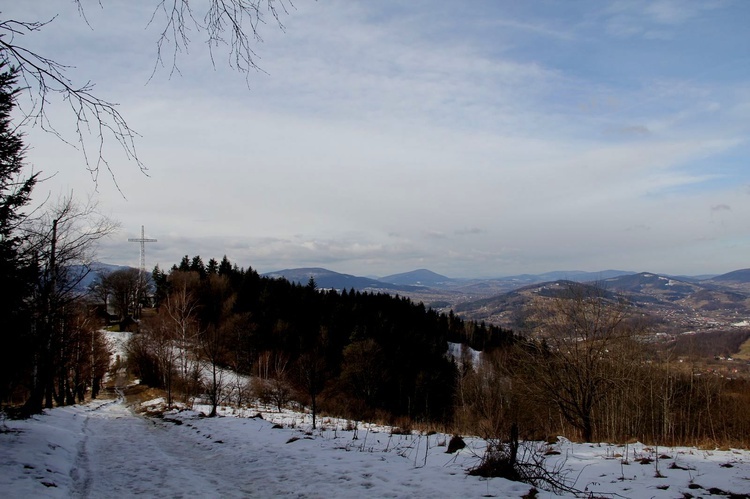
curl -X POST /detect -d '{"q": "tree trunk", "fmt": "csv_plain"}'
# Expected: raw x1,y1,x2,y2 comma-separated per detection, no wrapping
582,414,593,443
509,422,519,466
311,392,317,430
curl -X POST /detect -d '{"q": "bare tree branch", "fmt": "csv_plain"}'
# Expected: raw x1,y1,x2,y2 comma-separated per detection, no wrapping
145,0,293,88
147,1,291,82
0,18,144,187
23,191,120,303
0,1,293,184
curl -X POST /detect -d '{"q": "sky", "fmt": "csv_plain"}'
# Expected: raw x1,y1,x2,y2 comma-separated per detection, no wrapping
5,0,750,278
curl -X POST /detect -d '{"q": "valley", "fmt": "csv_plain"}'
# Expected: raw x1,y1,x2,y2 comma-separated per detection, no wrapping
268,266,750,371
268,266,750,335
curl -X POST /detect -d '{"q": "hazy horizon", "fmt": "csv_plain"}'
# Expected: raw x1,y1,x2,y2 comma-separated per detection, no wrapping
7,1,749,279
93,258,736,282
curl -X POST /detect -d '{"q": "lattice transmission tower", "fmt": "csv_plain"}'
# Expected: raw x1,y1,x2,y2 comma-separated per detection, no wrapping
128,225,157,310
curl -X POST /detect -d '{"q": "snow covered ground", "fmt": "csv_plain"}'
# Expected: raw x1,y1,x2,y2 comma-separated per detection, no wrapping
3,330,748,497
2,395,750,498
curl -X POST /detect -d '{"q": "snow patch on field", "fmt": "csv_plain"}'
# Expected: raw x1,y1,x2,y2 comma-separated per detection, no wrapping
447,342,481,367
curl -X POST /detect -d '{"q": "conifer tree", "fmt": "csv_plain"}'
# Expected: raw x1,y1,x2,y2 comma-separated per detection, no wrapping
206,258,219,275
178,255,191,272
190,255,206,278
0,61,38,407
152,264,169,308
218,255,233,276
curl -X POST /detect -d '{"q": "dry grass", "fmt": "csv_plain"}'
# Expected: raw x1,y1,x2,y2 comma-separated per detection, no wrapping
122,385,169,411
733,337,750,361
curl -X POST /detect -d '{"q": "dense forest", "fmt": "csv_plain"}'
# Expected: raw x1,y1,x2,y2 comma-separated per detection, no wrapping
127,254,514,424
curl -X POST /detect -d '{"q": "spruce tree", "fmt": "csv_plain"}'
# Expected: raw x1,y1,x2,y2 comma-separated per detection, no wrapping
218,255,233,276
178,255,191,271
0,61,38,408
190,255,206,278
151,264,169,308
206,257,219,275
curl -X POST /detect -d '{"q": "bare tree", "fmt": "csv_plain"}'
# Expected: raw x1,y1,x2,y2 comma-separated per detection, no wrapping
104,268,147,321
254,351,292,413
223,312,254,407
522,283,644,442
61,301,111,404
142,313,180,406
199,324,226,417
0,1,292,182
340,338,386,410
195,273,237,416
296,349,326,429
164,272,201,403
25,193,119,301
21,192,118,413
456,350,516,443
87,272,111,316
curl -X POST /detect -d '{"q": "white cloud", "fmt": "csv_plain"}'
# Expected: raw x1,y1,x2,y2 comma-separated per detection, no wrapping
7,0,750,277
604,0,727,38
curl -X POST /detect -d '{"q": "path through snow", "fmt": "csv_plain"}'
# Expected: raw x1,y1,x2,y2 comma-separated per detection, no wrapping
3,393,750,498
1,395,531,498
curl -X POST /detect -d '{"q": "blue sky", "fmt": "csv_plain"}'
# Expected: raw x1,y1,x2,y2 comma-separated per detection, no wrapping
6,0,750,278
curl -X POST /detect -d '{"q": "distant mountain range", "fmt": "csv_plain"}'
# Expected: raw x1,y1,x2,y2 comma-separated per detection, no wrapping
87,262,750,294
260,266,750,335
260,266,750,295
261,267,640,292
86,261,750,334
261,267,421,292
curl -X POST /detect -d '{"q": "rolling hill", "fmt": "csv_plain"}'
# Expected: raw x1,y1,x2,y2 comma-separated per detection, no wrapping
709,268,750,286
379,269,454,287
262,267,420,292
454,272,750,334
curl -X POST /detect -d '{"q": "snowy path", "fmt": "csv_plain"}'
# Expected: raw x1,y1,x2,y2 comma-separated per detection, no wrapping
64,399,506,498
5,394,508,498
68,400,250,497
4,393,750,498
